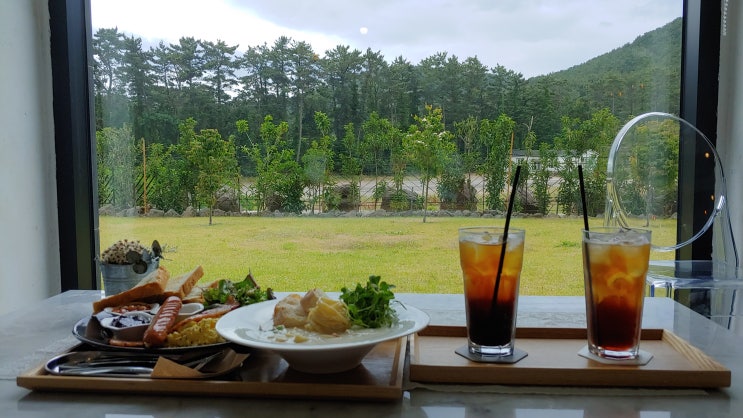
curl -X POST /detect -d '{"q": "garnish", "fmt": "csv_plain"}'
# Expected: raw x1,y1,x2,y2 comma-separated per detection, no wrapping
202,272,275,306
340,275,397,328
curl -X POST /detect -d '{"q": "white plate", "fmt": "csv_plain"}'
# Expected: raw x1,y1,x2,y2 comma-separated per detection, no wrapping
216,299,429,373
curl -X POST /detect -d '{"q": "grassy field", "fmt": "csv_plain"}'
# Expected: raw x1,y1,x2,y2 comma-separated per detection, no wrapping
99,215,675,296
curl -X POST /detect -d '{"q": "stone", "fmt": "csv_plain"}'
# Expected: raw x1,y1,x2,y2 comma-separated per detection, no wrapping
215,188,239,212
98,204,115,216
380,189,419,211
147,208,165,217
332,184,360,211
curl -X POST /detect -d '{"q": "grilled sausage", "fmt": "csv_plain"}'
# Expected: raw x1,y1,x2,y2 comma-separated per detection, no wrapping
143,295,182,347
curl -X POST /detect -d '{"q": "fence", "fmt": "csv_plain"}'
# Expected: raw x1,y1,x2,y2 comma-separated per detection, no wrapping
99,163,663,219
237,172,569,216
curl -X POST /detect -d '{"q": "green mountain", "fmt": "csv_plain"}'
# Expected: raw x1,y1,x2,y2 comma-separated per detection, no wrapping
549,18,682,82
532,17,682,124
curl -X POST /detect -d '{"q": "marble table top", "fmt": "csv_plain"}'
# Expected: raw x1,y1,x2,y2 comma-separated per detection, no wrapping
1,290,742,417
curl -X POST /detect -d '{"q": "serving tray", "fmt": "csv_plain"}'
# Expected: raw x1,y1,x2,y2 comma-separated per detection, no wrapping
17,336,406,401
409,326,730,388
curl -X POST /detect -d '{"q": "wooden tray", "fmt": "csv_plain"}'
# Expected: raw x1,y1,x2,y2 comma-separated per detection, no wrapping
409,326,730,388
17,337,406,401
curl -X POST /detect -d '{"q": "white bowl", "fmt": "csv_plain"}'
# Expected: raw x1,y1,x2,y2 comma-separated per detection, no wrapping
216,299,429,374
150,302,204,322
104,302,159,315
99,311,153,341
176,302,204,322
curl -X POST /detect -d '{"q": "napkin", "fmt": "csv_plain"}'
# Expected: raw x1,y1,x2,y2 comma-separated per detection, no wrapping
151,349,249,379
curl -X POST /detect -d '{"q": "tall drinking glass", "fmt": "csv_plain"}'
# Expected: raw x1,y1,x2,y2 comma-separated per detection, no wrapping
459,227,525,356
582,227,651,359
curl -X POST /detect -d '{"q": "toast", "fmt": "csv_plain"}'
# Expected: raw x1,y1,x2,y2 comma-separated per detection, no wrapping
93,266,170,313
181,286,204,304
161,265,204,300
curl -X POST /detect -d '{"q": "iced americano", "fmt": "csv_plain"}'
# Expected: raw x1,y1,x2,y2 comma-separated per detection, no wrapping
582,227,651,359
459,227,525,356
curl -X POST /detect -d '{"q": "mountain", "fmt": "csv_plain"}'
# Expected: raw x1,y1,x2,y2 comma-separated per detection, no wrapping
546,18,682,83
527,17,683,125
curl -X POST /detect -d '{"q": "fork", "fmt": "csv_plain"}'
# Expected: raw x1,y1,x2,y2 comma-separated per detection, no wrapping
183,350,223,371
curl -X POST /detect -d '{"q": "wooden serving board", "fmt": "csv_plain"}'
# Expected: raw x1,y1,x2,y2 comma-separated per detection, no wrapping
409,326,730,388
17,337,406,401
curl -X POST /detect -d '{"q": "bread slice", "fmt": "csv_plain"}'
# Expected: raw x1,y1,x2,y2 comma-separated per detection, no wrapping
93,266,170,313
161,265,204,300
181,278,221,304
182,285,205,304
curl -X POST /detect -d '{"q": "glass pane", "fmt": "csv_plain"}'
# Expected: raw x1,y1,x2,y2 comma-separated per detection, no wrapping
90,1,682,296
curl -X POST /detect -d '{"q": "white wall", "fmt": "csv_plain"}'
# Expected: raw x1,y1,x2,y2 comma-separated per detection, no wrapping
0,0,60,315
717,0,743,273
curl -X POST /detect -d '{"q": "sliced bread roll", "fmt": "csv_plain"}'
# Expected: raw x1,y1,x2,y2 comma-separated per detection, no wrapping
273,293,308,328
300,288,327,312
93,266,170,313
161,265,204,300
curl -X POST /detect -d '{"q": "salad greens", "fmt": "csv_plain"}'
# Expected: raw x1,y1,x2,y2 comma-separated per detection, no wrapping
202,272,275,306
340,275,397,328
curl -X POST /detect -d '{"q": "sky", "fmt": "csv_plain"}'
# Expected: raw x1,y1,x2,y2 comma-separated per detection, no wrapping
91,0,681,79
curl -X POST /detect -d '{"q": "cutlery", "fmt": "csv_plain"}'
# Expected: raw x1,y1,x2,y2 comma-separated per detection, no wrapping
57,359,158,368
57,366,154,376
48,350,225,377
185,350,223,371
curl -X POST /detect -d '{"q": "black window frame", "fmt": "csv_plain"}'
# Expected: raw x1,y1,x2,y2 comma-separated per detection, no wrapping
49,0,721,291
678,0,721,263
50,0,99,291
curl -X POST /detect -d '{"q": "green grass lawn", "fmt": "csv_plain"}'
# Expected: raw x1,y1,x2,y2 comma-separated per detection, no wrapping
98,215,675,295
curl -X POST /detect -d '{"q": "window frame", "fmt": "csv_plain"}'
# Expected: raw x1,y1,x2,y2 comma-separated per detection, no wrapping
678,0,721,262
49,0,721,290
49,0,99,291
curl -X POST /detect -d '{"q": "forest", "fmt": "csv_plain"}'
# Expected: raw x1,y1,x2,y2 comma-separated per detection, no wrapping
93,17,682,220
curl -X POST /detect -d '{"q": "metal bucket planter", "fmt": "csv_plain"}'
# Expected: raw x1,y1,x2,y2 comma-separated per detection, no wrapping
99,258,159,296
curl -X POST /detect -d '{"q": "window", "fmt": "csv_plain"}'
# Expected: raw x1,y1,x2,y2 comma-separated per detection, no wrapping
50,0,721,292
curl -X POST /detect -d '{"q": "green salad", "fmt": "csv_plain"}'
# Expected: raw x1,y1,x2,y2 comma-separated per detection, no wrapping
202,272,275,306
340,275,398,328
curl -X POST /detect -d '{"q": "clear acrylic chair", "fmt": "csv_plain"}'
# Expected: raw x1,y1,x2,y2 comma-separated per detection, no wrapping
603,112,741,329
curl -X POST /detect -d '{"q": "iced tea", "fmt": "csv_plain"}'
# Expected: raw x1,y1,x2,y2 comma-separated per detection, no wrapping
582,227,651,359
459,227,525,356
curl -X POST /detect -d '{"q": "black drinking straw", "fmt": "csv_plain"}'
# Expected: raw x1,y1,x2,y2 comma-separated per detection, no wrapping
492,165,521,308
578,165,589,231
578,165,597,339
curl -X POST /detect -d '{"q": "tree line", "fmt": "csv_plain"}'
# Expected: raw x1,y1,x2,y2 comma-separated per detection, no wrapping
93,19,682,220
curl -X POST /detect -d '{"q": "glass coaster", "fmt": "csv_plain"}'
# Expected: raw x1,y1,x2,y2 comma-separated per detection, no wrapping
578,345,653,365
455,345,528,364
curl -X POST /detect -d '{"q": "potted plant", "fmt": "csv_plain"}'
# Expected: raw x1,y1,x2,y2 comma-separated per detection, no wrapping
98,239,161,296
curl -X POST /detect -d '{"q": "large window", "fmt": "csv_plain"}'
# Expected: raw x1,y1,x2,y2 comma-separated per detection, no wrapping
51,0,720,294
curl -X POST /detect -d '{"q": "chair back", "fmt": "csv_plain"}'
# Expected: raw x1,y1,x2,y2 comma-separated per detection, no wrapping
603,112,739,279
